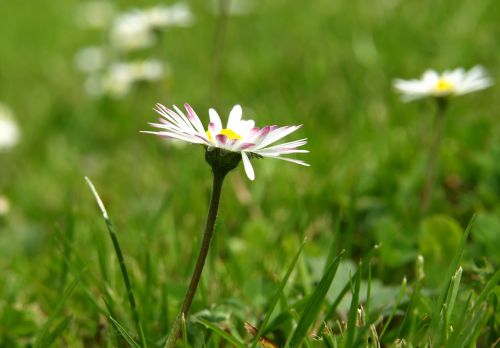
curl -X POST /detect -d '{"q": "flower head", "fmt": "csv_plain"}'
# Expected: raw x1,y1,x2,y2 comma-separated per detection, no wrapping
89,59,166,98
146,3,194,28
110,11,156,51
144,104,309,180
109,3,193,52
393,66,493,102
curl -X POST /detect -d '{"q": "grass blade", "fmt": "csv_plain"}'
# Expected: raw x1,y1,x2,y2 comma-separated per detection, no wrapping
195,317,246,347
181,314,188,348
322,244,380,330
40,316,72,348
343,265,361,348
33,276,80,348
445,294,472,348
85,176,148,348
109,316,142,348
250,239,307,348
472,267,500,311
379,277,407,340
445,267,462,325
288,250,345,347
432,215,475,328
324,212,342,273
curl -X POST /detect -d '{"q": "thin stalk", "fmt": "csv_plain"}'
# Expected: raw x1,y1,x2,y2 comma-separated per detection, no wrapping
164,169,227,347
85,177,148,348
420,98,448,215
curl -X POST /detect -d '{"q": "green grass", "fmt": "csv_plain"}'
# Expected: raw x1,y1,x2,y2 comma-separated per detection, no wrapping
0,0,499,346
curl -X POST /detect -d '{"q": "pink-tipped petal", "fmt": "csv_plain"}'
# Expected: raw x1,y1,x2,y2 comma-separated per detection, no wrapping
183,103,206,134
173,105,196,131
236,142,256,151
256,125,303,149
215,134,228,147
209,108,223,132
208,122,217,136
248,125,271,144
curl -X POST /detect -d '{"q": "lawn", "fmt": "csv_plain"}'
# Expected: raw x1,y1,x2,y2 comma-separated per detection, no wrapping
0,0,499,346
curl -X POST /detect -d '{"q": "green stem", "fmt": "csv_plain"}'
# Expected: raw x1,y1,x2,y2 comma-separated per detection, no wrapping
164,169,227,347
420,98,448,216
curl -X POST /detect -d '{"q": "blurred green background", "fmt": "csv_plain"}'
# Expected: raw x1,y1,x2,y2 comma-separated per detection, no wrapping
0,0,499,346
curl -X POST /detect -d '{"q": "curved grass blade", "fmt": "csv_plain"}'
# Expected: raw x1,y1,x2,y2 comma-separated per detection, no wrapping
85,177,148,348
321,244,380,332
288,250,345,347
109,316,141,348
471,267,500,311
195,317,245,347
250,239,307,348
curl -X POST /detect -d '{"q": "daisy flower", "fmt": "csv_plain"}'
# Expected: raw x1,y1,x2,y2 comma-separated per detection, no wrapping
393,65,493,102
144,103,309,180
146,3,194,28
110,11,156,51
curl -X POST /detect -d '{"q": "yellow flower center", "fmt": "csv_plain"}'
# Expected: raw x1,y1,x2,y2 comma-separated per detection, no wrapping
220,128,241,140
206,128,242,142
435,79,454,92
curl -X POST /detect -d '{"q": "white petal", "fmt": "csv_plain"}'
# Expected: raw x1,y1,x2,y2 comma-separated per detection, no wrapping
184,103,206,135
255,125,303,149
173,105,195,130
141,130,204,144
255,148,309,156
209,108,223,132
227,104,242,129
241,152,255,180
262,138,308,151
234,119,255,137
155,103,193,131
271,156,310,166
422,70,439,84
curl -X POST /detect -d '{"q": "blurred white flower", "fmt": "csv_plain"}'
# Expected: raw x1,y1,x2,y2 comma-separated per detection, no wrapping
146,3,194,28
0,103,20,151
394,66,493,102
74,46,106,73
96,59,166,98
144,104,309,180
129,59,166,81
109,3,194,51
110,11,156,51
76,1,115,29
0,195,10,216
